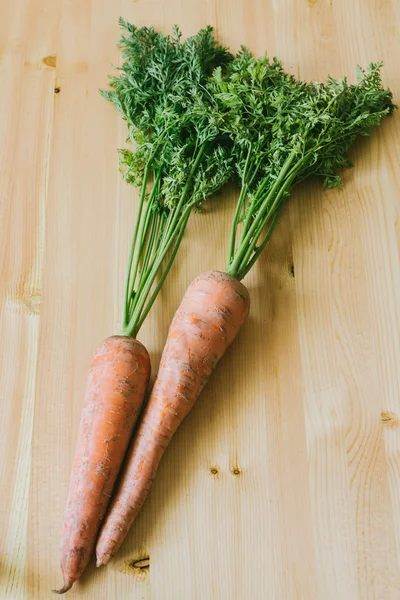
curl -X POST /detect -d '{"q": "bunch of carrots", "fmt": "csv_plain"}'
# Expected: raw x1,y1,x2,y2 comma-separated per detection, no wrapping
54,18,394,593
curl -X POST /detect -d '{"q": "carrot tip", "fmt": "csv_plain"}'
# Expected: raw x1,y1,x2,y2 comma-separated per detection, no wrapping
96,554,110,568
52,582,73,594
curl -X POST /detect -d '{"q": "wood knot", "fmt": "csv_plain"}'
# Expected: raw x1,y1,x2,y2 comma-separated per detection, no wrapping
381,411,398,426
54,87,61,94
22,292,41,315
121,556,150,578
9,284,41,315
210,466,219,476
231,466,241,476
128,557,150,571
42,55,57,68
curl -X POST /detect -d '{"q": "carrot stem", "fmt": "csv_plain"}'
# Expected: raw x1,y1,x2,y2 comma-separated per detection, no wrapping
163,142,207,241
122,144,207,338
226,148,312,280
122,162,151,329
134,208,191,333
238,201,285,280
126,171,161,310
228,184,247,267
140,208,158,279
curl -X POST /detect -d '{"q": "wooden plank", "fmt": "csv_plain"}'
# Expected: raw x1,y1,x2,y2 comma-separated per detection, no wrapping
0,0,399,598
0,1,58,597
289,2,400,598
27,1,125,597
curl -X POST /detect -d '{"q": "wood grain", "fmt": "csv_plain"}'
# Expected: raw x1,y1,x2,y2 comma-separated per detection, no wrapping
1,0,399,598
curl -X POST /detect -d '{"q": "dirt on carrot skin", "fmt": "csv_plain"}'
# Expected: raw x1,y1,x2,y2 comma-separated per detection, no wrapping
54,335,150,594
96,271,250,566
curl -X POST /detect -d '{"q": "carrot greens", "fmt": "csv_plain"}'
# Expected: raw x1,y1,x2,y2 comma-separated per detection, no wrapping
208,51,395,280
102,19,233,337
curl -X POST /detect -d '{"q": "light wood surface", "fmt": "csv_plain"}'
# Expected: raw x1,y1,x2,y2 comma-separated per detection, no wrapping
1,1,400,598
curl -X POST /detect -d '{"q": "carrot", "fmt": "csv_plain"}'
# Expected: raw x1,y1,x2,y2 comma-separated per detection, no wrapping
53,336,150,594
95,271,249,565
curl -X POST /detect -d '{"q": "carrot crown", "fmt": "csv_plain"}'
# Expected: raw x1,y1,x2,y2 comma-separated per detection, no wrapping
102,19,234,337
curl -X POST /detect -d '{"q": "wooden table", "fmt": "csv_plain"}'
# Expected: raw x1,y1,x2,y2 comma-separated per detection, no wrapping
1,1,400,598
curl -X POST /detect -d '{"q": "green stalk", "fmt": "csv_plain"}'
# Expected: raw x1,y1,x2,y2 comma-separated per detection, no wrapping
154,211,167,255
141,210,168,287
133,209,191,334
227,145,318,280
159,202,180,255
122,161,151,329
235,172,297,276
237,200,286,280
123,148,205,338
140,209,158,279
127,171,161,305
227,144,252,266
163,142,207,241
122,217,182,338
227,184,247,266
128,203,180,317
226,148,299,278
238,191,254,246
137,171,161,254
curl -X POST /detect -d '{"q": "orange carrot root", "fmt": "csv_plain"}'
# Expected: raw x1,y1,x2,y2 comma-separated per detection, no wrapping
96,271,249,565
57,335,150,592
